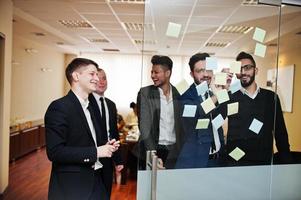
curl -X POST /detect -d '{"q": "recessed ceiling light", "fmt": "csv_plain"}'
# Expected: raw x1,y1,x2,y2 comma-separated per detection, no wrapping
58,20,92,28
88,38,109,43
205,42,229,48
102,48,120,52
32,32,46,36
134,39,156,45
219,26,253,34
242,0,258,6
122,22,154,31
107,0,146,4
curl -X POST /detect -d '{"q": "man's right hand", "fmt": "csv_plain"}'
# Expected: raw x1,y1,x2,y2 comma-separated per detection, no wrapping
97,144,115,158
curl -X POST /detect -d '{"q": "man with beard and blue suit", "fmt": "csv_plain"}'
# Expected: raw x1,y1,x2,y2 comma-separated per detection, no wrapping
175,53,225,168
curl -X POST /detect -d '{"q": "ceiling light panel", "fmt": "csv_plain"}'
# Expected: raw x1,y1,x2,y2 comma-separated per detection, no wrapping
107,0,146,4
123,22,154,31
219,26,253,34
134,39,157,45
205,42,229,48
242,0,258,5
58,20,92,28
87,38,110,43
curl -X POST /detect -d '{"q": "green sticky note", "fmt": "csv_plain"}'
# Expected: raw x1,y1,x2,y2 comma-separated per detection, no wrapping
201,97,216,114
175,79,189,95
195,119,210,129
229,147,245,161
215,72,227,86
254,43,267,58
230,61,241,74
227,102,239,116
166,22,182,38
253,27,266,43
215,89,229,104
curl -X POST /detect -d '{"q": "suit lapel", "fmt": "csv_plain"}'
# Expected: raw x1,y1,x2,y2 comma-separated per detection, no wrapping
67,91,94,142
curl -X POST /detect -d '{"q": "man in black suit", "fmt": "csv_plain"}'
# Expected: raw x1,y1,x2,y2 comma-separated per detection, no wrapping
88,68,123,197
45,58,120,200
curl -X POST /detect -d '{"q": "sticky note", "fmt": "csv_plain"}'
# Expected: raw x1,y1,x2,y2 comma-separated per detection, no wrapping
227,102,239,116
254,43,267,58
215,72,227,86
211,114,224,129
196,81,208,96
230,61,241,74
253,27,266,43
229,147,245,161
175,79,189,95
166,22,182,38
195,119,210,129
249,118,263,134
215,89,230,104
205,57,218,70
182,105,197,117
229,79,242,94
201,97,216,114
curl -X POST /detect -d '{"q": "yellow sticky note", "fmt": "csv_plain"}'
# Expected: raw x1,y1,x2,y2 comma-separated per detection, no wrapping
166,22,182,38
229,147,245,161
227,102,239,116
195,119,210,129
175,79,189,95
201,97,216,114
215,89,229,104
215,72,227,86
254,43,267,58
253,27,266,43
230,61,241,74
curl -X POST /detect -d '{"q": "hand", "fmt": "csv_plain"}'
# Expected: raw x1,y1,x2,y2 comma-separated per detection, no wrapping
115,165,124,172
97,144,115,158
108,139,120,152
157,158,165,170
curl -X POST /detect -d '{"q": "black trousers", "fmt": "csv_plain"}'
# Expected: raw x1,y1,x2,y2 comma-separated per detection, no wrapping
89,169,109,200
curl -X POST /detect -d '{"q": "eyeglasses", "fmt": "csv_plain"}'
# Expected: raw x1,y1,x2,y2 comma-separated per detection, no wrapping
241,64,255,71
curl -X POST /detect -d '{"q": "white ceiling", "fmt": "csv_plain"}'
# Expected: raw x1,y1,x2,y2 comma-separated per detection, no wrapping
12,0,301,57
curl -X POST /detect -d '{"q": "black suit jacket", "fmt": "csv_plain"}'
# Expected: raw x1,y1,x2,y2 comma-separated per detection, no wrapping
45,90,105,200
88,94,123,195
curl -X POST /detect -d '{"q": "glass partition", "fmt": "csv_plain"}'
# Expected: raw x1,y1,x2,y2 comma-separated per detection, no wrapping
137,0,301,199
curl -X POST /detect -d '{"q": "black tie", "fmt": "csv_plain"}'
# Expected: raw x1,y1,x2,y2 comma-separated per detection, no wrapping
99,97,108,139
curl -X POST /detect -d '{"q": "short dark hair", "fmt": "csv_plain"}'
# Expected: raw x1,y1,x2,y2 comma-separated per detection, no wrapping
189,53,210,72
130,102,136,109
65,58,98,84
236,51,256,67
151,55,173,71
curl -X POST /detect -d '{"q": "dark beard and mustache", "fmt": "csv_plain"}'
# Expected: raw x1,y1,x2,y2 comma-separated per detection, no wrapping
240,73,255,88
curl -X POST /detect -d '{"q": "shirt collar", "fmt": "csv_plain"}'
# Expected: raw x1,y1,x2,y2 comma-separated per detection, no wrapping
158,85,173,101
74,92,89,109
93,92,105,100
240,84,260,99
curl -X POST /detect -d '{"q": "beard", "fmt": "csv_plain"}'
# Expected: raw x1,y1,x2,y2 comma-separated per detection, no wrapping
240,72,255,88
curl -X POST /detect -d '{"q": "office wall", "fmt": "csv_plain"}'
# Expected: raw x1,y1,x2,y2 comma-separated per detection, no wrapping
10,36,65,123
0,0,13,194
278,47,301,151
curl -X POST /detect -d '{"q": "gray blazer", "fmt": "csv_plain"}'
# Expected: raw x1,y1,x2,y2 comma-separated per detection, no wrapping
137,85,183,160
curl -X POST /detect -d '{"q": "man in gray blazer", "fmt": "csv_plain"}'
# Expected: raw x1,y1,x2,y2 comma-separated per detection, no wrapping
137,55,183,169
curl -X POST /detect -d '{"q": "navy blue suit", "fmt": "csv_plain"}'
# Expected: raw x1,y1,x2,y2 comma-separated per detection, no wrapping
175,84,224,168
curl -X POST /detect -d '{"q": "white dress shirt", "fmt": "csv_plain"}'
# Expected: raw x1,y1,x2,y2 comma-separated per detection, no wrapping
158,86,176,145
74,93,102,170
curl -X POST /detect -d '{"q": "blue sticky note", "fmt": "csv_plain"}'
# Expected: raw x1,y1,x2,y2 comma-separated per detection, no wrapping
206,57,218,70
249,118,263,134
229,79,242,94
196,81,209,96
182,105,197,117
211,114,224,130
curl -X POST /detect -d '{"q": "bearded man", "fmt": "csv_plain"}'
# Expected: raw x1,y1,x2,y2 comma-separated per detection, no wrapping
226,52,292,166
